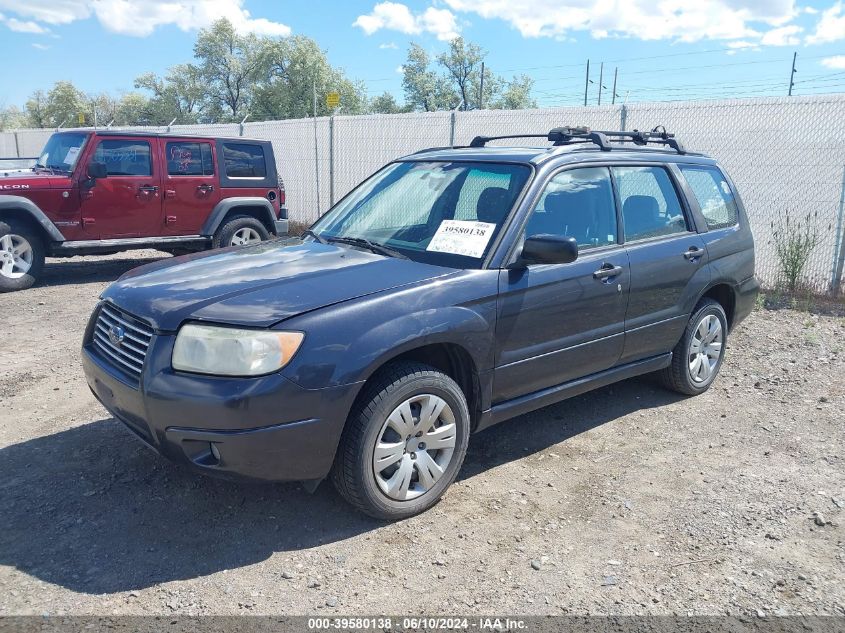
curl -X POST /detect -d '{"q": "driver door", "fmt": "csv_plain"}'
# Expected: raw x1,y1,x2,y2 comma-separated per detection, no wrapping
493,167,630,403
79,137,163,238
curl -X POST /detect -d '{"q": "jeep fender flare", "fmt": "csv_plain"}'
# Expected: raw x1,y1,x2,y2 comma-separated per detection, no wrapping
0,195,65,242
201,197,277,237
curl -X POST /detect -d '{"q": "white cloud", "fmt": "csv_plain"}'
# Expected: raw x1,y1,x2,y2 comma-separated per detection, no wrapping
441,0,798,43
354,2,460,41
821,54,845,68
379,41,398,49
0,11,50,32
0,0,290,37
760,24,802,45
31,42,49,49
806,2,845,44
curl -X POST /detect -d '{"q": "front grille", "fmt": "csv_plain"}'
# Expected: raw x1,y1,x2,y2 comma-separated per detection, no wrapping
91,303,154,383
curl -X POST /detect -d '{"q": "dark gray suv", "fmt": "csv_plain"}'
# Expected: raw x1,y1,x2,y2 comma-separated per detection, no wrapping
82,127,759,520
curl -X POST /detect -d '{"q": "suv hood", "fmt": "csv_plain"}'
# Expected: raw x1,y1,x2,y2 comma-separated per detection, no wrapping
103,240,457,331
0,171,71,189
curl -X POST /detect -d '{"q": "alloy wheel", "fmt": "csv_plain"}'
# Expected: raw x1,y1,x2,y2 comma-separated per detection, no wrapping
372,393,458,501
688,314,723,383
230,227,262,246
0,233,33,279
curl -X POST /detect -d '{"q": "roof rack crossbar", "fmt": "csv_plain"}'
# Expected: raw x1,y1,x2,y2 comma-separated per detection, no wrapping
468,126,685,154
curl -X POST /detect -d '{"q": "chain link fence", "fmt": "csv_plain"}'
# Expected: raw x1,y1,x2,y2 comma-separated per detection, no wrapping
3,94,844,294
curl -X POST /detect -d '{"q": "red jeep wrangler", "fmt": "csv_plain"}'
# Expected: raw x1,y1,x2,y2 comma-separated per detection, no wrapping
0,131,288,292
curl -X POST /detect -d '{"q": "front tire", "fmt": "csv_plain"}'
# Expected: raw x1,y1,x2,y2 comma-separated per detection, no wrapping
659,298,728,395
212,215,270,249
0,220,45,293
332,362,471,520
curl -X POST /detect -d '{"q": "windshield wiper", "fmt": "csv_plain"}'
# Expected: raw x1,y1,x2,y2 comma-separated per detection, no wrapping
301,229,327,244
326,236,409,260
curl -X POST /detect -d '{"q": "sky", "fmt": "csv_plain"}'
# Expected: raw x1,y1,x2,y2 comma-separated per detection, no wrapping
0,0,844,110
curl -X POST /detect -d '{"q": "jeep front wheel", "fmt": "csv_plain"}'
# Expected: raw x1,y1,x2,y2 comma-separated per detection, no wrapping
212,215,270,249
0,220,45,293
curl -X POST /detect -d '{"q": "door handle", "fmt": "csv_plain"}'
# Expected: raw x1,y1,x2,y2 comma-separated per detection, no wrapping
138,185,159,193
593,263,623,281
683,246,703,261
197,184,214,192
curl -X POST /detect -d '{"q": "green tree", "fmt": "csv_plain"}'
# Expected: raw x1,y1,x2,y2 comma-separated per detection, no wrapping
402,43,456,111
24,90,49,128
135,64,207,124
437,38,487,110
494,75,537,110
0,104,28,131
369,91,405,114
193,18,271,120
251,35,367,119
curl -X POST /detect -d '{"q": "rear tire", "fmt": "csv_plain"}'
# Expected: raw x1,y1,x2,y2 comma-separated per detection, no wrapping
0,220,45,293
658,298,728,395
212,215,270,249
331,362,470,521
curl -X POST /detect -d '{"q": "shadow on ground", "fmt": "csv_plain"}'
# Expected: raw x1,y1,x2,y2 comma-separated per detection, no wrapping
0,376,681,595
39,255,168,288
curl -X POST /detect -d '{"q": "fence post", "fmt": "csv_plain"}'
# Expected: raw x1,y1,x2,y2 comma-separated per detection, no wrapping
620,104,627,131
329,115,335,206
449,110,456,147
13,132,20,158
830,165,845,295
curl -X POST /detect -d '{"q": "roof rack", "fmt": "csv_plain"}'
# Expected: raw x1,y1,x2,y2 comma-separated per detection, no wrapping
469,125,686,154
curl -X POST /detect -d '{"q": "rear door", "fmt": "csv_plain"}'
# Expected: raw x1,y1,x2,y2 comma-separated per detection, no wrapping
494,166,629,403
612,164,710,364
161,139,220,235
79,136,162,238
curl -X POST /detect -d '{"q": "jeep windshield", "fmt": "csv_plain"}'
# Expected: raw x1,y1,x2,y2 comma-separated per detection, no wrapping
35,132,88,172
310,161,531,269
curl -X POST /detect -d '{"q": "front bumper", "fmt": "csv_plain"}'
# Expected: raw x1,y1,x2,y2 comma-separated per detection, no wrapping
81,334,362,482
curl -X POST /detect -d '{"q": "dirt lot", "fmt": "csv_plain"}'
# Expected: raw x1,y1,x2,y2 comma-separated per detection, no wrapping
0,251,843,617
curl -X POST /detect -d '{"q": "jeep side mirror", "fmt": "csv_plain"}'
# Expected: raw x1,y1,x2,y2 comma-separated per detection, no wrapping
87,162,107,180
519,234,579,265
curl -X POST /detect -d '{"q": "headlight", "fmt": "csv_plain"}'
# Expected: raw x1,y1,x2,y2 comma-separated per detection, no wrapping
172,324,304,377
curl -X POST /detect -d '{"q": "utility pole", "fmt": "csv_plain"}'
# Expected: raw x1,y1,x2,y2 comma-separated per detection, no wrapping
598,62,604,105
788,51,797,96
584,59,590,107
479,61,485,109
611,67,619,105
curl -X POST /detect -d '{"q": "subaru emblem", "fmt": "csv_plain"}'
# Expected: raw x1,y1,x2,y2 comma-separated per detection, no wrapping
109,324,125,347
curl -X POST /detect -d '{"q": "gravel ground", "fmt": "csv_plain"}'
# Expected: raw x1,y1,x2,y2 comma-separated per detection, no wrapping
0,251,843,617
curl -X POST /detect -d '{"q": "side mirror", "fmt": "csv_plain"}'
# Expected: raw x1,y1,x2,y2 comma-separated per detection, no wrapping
87,162,107,180
520,234,579,265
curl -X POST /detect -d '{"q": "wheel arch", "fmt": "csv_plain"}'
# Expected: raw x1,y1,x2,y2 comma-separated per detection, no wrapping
202,197,277,237
699,282,737,330
0,195,64,243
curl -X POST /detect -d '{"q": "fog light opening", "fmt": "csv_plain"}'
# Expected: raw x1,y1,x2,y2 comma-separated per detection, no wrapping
210,442,221,462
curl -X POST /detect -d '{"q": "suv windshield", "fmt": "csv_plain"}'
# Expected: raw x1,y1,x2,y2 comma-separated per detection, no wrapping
36,132,88,172
311,161,531,268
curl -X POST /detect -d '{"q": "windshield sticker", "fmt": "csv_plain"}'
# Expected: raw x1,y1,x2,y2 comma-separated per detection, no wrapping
63,147,80,164
427,220,497,258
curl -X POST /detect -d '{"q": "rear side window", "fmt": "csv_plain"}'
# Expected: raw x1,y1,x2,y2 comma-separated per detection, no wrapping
222,143,266,178
680,166,739,230
93,139,152,176
166,142,214,176
612,166,688,241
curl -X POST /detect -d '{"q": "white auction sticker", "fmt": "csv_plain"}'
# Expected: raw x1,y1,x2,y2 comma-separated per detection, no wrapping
63,147,80,164
427,220,496,258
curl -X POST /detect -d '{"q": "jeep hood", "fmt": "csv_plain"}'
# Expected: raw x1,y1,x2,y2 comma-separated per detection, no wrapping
0,171,72,189
102,240,457,331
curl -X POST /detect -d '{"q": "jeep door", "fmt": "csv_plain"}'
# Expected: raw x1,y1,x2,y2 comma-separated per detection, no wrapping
78,136,163,238
160,139,221,235
611,165,710,364
493,166,629,403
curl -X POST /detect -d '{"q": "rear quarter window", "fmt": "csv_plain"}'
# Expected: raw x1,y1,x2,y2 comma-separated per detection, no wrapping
680,166,740,230
222,143,266,178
